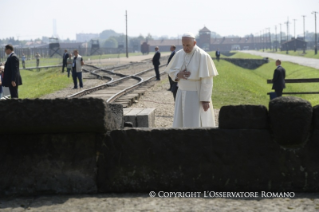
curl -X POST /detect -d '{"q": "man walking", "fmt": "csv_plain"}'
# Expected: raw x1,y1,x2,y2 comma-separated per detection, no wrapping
272,60,286,97
72,49,84,89
215,49,220,61
3,45,22,98
62,49,69,73
152,46,161,80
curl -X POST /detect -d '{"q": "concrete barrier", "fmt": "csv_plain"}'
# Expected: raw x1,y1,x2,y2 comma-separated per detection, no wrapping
0,98,123,134
0,98,122,197
1,96,319,196
98,128,319,193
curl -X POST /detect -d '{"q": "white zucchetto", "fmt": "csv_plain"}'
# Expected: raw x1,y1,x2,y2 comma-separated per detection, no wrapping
182,32,195,39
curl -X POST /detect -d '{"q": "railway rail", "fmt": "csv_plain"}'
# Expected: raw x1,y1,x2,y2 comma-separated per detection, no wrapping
68,58,168,107
0,58,168,107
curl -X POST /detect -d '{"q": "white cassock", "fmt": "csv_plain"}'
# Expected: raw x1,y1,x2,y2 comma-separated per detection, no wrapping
165,45,218,128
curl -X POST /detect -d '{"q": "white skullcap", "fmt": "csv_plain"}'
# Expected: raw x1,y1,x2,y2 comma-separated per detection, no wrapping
182,32,195,39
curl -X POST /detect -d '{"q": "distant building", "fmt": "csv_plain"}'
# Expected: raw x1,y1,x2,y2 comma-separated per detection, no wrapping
76,33,99,42
142,26,272,52
281,38,307,51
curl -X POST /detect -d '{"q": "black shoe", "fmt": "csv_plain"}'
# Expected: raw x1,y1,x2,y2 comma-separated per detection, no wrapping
73,87,78,89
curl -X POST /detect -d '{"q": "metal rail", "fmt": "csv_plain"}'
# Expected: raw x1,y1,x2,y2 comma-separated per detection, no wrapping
106,65,166,103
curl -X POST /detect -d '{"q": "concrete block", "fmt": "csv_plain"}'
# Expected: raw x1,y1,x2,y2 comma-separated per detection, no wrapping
123,108,156,127
137,108,156,127
0,98,123,134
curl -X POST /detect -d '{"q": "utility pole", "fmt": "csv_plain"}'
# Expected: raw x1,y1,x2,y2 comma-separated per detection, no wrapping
293,19,297,52
275,26,278,52
293,19,297,38
262,30,264,52
125,10,128,58
285,20,289,54
302,15,306,53
312,11,318,55
266,28,271,51
280,23,282,50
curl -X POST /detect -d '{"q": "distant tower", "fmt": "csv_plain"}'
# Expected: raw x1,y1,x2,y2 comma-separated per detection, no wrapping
53,19,58,37
198,26,211,51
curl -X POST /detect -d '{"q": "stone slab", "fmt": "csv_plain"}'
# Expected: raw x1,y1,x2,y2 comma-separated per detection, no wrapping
0,133,99,197
269,96,313,146
0,98,123,134
219,105,269,129
98,128,319,193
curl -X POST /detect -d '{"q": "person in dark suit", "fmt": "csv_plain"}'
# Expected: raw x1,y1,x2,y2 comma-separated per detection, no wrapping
3,44,22,98
167,45,178,100
215,49,221,61
152,46,161,80
167,45,176,91
272,60,286,97
62,49,69,73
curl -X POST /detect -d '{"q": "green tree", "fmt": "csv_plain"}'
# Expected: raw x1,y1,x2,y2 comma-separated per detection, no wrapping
100,30,120,40
103,37,118,48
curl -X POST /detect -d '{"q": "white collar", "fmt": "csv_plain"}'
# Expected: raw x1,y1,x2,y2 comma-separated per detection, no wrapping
8,52,14,57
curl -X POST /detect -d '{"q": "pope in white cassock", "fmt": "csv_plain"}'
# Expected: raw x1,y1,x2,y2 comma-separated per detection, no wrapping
165,32,219,128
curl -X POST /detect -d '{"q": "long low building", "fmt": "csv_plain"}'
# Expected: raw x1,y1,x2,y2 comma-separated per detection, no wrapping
141,27,271,53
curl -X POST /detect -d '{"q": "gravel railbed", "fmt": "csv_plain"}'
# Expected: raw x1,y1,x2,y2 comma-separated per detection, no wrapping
131,75,220,127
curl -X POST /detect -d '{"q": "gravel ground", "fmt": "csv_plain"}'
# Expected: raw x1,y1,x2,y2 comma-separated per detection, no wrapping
1,193,319,211
131,75,220,127
40,74,108,99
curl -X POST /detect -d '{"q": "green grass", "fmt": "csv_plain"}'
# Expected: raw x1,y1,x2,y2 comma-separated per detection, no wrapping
18,51,319,110
19,52,154,68
19,68,72,98
260,49,319,59
209,52,319,109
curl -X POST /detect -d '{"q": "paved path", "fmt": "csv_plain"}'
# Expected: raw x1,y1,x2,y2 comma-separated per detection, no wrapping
242,50,319,70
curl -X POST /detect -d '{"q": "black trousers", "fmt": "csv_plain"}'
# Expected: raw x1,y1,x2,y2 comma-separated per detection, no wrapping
9,85,18,98
168,75,174,90
62,62,67,73
275,89,283,97
154,65,160,80
171,83,178,101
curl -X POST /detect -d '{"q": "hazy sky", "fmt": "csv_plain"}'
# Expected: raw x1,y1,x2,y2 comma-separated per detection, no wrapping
0,0,318,40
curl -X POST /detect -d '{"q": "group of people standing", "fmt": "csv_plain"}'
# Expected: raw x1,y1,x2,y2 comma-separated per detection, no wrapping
62,49,84,89
152,45,178,100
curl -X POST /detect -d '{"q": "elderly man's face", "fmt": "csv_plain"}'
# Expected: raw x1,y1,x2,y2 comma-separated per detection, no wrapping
182,38,196,53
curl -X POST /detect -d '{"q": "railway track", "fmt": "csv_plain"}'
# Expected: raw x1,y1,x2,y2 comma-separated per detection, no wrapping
68,58,168,108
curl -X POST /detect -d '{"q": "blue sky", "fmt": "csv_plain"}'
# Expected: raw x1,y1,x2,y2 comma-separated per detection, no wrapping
0,0,318,40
